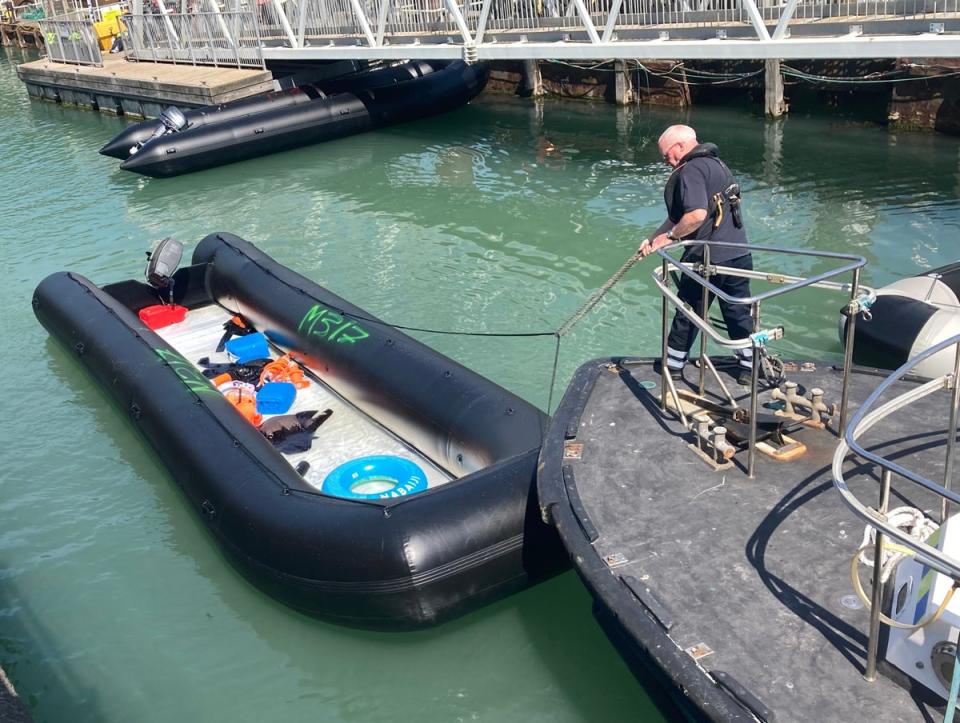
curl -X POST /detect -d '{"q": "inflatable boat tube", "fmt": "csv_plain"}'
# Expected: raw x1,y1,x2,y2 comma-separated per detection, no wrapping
848,260,960,377
115,61,488,178
99,60,441,159
33,232,566,629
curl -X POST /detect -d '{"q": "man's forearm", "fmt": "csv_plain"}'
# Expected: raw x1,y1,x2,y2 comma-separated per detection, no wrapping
670,208,708,239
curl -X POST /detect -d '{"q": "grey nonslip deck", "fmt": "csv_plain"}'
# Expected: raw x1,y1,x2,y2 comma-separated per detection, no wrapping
551,356,948,722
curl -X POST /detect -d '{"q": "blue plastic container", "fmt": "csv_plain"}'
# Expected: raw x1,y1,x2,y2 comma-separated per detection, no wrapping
225,332,269,363
256,382,296,415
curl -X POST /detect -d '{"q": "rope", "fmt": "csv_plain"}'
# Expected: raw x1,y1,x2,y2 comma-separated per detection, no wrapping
857,507,939,583
850,544,958,631
217,236,645,418
555,251,643,338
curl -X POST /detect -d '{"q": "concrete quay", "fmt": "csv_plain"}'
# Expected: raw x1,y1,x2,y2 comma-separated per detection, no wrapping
16,53,276,118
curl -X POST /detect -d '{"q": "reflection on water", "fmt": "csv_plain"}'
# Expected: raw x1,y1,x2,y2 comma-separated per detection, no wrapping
3,44,960,723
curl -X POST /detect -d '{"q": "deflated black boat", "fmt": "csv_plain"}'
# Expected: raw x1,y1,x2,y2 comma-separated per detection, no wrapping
33,232,565,629
102,61,488,178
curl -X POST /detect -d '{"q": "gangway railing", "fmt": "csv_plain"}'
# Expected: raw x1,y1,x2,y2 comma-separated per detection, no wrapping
832,333,960,689
651,241,876,478
123,0,960,61
124,11,265,68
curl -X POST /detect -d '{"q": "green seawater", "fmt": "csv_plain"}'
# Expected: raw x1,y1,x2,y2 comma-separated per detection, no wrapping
2,45,960,723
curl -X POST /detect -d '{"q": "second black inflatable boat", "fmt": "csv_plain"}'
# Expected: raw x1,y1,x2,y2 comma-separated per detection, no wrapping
105,61,488,178
33,232,566,629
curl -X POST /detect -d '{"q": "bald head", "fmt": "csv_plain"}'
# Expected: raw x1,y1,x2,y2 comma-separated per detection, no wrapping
658,125,698,168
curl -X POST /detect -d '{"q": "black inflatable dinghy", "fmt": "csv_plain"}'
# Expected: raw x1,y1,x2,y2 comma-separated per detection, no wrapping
102,61,488,178
33,232,566,629
99,60,442,159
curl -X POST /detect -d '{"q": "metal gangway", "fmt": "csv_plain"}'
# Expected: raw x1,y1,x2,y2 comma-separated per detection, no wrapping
121,0,960,63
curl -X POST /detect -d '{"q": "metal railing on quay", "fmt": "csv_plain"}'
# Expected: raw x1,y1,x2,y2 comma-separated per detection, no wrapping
37,14,103,66
237,0,960,47
651,241,876,479
832,333,960,686
124,11,265,68
109,0,960,52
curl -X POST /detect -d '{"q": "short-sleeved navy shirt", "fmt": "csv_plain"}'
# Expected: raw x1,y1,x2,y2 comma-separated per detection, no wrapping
665,144,749,264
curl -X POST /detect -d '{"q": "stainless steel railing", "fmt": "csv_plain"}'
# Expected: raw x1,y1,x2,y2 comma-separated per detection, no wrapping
37,15,103,66
651,240,876,478
124,11,265,68
833,333,960,683
123,0,960,52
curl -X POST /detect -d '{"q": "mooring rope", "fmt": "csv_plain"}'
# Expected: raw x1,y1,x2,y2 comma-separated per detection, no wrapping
555,250,643,339
221,236,643,419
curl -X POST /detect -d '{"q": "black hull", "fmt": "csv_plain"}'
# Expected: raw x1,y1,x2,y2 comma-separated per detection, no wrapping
99,60,442,159
116,61,488,178
33,232,566,629
538,357,945,722
539,359,745,722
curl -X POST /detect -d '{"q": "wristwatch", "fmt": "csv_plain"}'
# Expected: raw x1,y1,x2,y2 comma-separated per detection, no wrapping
666,228,677,241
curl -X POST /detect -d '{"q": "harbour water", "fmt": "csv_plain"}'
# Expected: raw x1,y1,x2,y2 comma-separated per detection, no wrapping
2,44,960,723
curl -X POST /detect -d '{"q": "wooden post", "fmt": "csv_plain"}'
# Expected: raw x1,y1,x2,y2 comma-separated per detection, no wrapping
522,59,543,97
764,59,786,118
614,59,633,105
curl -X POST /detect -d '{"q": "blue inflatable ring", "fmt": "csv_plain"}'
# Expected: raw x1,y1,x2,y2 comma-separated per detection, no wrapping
322,455,428,500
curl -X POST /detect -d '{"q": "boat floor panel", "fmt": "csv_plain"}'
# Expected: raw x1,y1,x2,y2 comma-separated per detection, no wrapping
566,358,945,722
155,304,454,492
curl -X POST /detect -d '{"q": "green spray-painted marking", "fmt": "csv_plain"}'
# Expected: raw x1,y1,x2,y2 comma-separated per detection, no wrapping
155,348,218,396
298,304,370,345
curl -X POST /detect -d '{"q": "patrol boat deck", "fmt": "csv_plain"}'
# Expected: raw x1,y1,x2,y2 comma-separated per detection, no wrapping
538,242,960,721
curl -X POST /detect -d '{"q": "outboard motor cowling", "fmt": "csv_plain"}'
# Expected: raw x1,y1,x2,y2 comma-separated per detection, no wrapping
129,106,189,156
145,237,183,303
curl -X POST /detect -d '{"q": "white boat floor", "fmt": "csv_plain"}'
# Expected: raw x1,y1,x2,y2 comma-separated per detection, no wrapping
154,304,454,493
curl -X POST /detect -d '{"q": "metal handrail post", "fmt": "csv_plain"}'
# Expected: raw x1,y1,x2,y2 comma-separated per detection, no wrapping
474,0,493,43
273,0,299,46
942,340,960,523
208,0,235,47
699,243,710,396
570,0,600,43
600,0,622,43
661,256,670,413
347,0,376,46
202,12,221,67
865,467,893,682
839,266,861,435
748,300,760,478
156,0,181,49
299,0,311,46
443,0,473,43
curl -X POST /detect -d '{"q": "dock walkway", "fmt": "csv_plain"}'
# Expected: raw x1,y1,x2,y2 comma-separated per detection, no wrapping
16,53,275,118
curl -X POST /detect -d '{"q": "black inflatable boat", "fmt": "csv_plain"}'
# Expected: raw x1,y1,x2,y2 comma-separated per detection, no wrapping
101,61,488,178
33,232,565,629
99,60,442,159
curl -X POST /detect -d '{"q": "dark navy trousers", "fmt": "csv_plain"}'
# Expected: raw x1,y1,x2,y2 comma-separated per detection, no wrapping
665,253,754,370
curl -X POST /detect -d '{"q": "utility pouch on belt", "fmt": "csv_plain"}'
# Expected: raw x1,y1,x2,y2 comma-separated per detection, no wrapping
724,182,743,229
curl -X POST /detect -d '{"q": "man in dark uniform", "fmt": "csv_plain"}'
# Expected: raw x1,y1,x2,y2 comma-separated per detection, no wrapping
640,124,755,385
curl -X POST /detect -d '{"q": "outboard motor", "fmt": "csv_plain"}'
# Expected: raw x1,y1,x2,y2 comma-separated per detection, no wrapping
145,237,183,304
129,106,188,156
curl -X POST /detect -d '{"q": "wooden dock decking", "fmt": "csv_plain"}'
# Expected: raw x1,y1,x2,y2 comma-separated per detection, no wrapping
16,53,275,118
